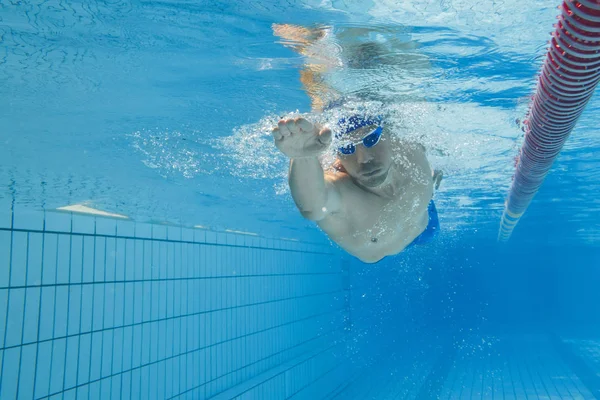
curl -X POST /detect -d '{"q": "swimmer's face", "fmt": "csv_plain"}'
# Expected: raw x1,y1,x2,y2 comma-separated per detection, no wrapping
337,126,393,187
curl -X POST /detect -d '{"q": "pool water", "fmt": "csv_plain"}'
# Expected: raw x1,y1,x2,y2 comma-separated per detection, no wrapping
1,0,599,399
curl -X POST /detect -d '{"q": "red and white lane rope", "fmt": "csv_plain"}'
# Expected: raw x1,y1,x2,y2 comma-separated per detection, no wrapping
499,0,600,241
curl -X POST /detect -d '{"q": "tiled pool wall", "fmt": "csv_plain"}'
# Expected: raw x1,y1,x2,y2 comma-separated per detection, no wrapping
0,205,351,399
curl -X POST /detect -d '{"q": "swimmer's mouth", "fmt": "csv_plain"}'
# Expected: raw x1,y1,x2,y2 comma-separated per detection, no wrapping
361,168,381,177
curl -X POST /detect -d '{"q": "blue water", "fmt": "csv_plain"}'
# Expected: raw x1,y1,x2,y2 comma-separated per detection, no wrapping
1,0,600,399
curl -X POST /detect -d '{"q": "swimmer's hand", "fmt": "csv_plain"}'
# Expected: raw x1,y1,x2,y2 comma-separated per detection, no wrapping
272,117,332,158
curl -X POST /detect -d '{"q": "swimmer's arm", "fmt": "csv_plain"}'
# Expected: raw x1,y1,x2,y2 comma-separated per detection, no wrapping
288,157,341,221
412,142,443,188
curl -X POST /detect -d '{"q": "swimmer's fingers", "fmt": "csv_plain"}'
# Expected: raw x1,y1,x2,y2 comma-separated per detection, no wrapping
317,127,332,146
271,127,283,141
294,117,314,134
287,119,302,135
277,120,292,137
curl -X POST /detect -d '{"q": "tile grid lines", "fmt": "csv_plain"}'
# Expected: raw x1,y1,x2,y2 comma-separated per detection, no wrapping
33,291,344,398
0,227,332,256
505,347,517,400
15,230,31,400
172,328,343,400
327,369,363,400
181,235,188,398
531,341,552,399
151,223,158,400
203,340,345,400
538,343,565,399
39,323,343,400
287,360,345,400
109,222,118,400
128,224,137,400
319,259,355,400
552,334,600,399
118,227,128,400
100,221,109,399
75,220,86,399
556,346,587,398
0,202,15,396
0,273,343,291
0,208,348,400
63,216,75,396
87,219,98,400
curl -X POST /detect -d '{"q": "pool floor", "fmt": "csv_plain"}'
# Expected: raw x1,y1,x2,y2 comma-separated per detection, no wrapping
330,334,600,400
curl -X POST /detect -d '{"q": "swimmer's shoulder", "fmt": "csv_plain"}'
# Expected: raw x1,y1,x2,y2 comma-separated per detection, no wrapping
317,172,354,230
323,169,373,214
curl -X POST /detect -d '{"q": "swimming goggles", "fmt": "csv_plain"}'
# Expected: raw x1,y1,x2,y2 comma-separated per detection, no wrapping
338,126,383,155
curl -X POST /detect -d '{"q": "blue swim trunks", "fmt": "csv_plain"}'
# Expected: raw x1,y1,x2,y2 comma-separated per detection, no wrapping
409,200,439,246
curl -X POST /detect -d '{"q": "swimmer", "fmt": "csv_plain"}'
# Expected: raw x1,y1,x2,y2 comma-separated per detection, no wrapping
272,114,442,263
271,24,442,263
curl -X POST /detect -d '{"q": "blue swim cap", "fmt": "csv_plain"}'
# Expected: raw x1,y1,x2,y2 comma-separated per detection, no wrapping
336,114,383,138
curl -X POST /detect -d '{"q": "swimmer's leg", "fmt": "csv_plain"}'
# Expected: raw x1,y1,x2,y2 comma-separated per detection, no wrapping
336,26,432,70
272,24,432,109
272,24,342,111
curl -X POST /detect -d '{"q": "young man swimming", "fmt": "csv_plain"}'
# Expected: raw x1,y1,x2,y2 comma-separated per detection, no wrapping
272,114,441,263
270,24,441,262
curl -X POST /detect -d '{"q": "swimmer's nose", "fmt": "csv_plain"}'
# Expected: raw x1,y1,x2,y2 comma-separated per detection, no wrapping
356,146,373,164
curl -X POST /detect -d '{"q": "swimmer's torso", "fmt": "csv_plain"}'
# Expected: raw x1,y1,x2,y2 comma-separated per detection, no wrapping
318,142,433,263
